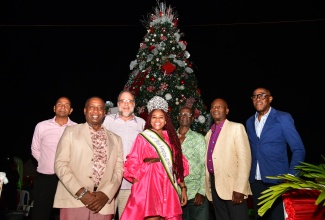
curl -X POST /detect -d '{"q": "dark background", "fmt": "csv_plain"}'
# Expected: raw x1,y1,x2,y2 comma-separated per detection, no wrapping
1,1,324,164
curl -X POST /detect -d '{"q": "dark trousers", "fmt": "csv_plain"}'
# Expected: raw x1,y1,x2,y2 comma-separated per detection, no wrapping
182,196,209,220
250,180,285,220
32,172,59,220
210,174,249,220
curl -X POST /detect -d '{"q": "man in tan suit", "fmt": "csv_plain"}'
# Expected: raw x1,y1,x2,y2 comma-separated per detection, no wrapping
205,98,252,220
54,96,124,220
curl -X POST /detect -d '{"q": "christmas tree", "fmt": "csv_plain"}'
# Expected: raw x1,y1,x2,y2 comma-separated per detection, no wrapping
124,1,211,135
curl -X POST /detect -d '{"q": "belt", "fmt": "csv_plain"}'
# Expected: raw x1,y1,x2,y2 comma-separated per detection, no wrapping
143,158,161,163
37,172,58,179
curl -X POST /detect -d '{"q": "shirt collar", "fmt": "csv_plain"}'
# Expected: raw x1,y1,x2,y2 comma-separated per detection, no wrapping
255,106,272,120
114,113,137,122
211,120,225,133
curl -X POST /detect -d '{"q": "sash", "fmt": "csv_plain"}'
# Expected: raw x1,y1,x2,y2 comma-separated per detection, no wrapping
140,129,179,193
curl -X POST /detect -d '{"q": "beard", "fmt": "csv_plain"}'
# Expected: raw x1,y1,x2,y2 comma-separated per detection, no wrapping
118,107,134,118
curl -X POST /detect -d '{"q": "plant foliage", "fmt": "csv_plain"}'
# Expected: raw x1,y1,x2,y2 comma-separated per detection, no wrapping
258,155,325,217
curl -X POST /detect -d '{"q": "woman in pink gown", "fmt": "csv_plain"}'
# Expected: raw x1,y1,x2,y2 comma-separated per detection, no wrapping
120,96,189,220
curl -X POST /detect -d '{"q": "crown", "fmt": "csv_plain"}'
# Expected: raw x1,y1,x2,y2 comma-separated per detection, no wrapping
147,96,168,113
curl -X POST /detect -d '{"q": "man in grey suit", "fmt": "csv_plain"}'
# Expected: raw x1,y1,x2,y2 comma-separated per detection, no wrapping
54,96,124,220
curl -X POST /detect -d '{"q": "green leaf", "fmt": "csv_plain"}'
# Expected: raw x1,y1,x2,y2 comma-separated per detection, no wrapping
257,155,325,217
315,190,325,205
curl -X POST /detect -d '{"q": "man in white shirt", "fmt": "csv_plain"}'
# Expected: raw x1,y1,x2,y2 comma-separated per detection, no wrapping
103,90,145,219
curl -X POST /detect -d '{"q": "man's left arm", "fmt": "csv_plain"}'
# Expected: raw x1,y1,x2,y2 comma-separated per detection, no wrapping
196,135,207,196
282,114,306,175
234,124,251,193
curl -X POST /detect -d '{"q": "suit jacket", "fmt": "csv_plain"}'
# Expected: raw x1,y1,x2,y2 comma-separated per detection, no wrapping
53,123,124,215
205,119,252,201
246,107,306,184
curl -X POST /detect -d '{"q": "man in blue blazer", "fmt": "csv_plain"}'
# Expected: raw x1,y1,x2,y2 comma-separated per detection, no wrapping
246,87,305,220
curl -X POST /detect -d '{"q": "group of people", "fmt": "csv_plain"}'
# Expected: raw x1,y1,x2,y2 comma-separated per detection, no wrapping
30,87,305,220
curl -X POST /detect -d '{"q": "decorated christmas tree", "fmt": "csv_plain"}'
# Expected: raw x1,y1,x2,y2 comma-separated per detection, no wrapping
124,1,211,135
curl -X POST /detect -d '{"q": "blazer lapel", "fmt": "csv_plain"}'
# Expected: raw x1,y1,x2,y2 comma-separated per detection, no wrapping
80,123,94,150
105,131,113,161
260,108,276,139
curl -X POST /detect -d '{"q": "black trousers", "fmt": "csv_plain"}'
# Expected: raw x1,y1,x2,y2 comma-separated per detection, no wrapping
31,172,59,220
210,174,249,220
182,196,209,220
250,180,285,220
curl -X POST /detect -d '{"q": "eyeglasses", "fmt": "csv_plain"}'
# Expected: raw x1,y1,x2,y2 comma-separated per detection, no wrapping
251,93,270,100
178,112,192,117
118,99,134,103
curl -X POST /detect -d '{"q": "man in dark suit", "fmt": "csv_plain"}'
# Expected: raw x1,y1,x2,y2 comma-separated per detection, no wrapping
246,87,306,220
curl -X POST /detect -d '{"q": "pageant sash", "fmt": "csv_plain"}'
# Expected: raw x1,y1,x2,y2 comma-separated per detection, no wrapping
140,129,179,193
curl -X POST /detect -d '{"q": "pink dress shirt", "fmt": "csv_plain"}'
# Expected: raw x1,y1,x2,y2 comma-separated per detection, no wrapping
31,117,77,174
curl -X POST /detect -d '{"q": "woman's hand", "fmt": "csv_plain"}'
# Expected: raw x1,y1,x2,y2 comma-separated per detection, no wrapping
132,178,138,184
179,183,188,206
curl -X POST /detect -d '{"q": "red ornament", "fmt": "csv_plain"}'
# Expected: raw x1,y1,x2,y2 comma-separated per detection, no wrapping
159,12,163,17
168,107,172,112
180,80,185,85
194,108,200,117
149,45,156,52
160,36,167,41
128,70,149,96
179,40,187,46
173,18,179,27
197,88,201,95
151,77,155,82
162,62,176,75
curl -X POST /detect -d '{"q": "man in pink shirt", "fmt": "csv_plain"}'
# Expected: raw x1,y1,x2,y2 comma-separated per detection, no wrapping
31,96,76,220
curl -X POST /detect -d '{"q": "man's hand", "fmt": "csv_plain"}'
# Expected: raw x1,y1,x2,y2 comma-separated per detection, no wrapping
193,193,205,206
81,191,109,213
232,191,245,205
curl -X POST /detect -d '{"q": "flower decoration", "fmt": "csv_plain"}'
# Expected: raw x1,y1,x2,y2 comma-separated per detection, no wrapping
105,101,114,113
0,172,9,184
0,172,9,197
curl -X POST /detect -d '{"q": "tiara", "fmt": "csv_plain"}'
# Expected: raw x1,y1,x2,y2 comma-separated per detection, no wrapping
147,96,168,113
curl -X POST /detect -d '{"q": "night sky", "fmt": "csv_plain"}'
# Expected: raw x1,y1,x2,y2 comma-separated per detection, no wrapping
1,1,324,165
